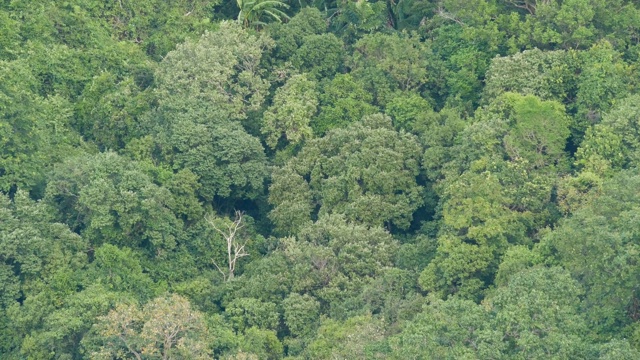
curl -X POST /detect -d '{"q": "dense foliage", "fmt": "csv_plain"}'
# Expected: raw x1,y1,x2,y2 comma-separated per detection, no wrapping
2,0,640,358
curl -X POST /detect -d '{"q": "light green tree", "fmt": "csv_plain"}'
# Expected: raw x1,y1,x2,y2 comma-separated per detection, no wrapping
350,32,430,92
17,285,124,359
226,297,279,333
539,171,640,339
312,73,378,134
501,93,571,168
304,315,386,359
576,94,640,172
487,267,589,358
262,74,318,148
282,293,320,338
278,214,398,318
291,33,344,78
45,152,183,253
420,155,556,299
482,48,576,103
269,114,423,234
153,21,273,122
389,296,503,359
573,41,632,143
148,22,272,201
0,60,84,193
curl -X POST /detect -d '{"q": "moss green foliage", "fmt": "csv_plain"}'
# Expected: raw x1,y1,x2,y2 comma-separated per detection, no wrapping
3,1,640,358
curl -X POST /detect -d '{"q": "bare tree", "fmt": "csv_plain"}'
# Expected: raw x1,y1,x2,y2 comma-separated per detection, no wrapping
206,211,249,281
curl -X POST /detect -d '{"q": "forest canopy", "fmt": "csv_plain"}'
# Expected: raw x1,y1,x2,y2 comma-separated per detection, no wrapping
2,0,640,358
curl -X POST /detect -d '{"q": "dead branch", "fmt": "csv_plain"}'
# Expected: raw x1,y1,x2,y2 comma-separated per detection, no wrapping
206,211,249,281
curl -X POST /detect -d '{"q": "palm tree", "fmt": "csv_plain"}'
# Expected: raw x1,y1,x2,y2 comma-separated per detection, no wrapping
237,0,290,28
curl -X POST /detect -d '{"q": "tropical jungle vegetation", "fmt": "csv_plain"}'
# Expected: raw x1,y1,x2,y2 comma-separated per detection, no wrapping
2,0,640,358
